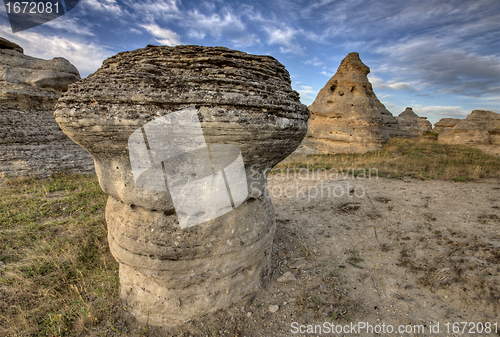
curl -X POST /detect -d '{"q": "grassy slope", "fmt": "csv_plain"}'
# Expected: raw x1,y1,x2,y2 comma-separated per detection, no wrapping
276,137,500,181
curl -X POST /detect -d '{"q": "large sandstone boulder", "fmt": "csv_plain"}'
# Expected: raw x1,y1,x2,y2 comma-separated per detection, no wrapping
54,45,309,326
0,37,93,177
396,107,432,136
438,110,500,150
433,118,461,133
298,52,404,154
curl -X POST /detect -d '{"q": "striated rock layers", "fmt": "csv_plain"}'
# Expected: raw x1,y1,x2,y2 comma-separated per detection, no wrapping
433,118,461,133
0,37,93,177
300,52,404,154
396,107,432,136
54,45,309,326
438,110,500,153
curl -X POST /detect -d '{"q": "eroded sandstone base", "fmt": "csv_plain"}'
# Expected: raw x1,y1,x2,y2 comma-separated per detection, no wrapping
106,195,275,325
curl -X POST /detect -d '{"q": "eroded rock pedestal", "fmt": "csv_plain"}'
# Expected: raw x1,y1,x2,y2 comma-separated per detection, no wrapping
54,45,309,326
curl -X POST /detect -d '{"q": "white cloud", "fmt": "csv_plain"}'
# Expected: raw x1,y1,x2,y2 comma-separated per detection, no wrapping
83,0,123,14
231,34,260,47
296,85,318,105
410,105,470,124
263,25,305,54
369,75,418,92
122,0,180,21
44,16,95,36
305,57,326,68
140,24,181,46
265,26,296,46
186,9,245,38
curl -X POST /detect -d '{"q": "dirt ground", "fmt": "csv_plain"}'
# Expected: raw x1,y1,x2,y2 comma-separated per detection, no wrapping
109,173,500,337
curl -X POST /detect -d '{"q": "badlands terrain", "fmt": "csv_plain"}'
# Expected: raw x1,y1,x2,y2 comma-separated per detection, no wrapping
1,38,499,336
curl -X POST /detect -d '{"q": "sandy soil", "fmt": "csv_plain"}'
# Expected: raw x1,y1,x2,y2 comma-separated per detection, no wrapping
114,174,500,336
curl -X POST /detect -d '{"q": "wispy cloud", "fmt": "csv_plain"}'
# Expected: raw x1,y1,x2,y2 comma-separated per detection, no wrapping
82,0,123,14
140,24,181,46
369,75,418,92
296,85,319,105
231,34,260,47
44,16,95,36
263,25,305,54
185,9,245,39
305,57,326,68
411,105,471,122
375,37,500,97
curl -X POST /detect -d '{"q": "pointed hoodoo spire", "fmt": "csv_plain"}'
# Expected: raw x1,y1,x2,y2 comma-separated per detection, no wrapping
301,52,402,154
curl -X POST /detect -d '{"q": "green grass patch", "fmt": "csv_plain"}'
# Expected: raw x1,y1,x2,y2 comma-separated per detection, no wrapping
274,137,500,181
0,174,121,336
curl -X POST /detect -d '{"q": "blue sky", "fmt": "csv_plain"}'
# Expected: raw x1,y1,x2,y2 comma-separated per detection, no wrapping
1,0,499,124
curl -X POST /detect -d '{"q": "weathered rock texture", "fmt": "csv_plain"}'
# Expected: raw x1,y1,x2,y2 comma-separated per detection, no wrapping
0,37,94,177
433,118,461,133
396,107,432,136
0,37,23,53
299,52,404,154
54,45,309,326
438,110,500,155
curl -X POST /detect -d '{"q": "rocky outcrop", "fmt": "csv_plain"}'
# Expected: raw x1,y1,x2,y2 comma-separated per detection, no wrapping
438,110,500,155
54,45,309,326
396,107,432,136
0,37,93,178
299,52,404,154
0,37,23,53
433,118,461,133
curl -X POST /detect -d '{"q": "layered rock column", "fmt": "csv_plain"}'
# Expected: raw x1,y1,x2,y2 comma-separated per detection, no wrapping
0,37,93,177
54,45,309,326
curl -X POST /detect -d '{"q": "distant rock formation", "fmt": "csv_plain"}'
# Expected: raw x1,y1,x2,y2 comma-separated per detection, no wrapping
396,107,432,136
0,37,93,178
433,118,461,133
438,110,500,155
55,45,309,326
299,52,405,154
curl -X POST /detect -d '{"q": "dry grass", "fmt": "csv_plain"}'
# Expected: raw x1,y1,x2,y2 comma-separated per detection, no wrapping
275,137,500,181
0,174,124,336
1,137,499,336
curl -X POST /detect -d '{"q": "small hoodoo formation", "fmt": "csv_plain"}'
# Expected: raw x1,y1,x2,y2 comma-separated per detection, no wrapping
0,37,93,177
396,107,432,136
54,45,309,326
299,52,404,154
